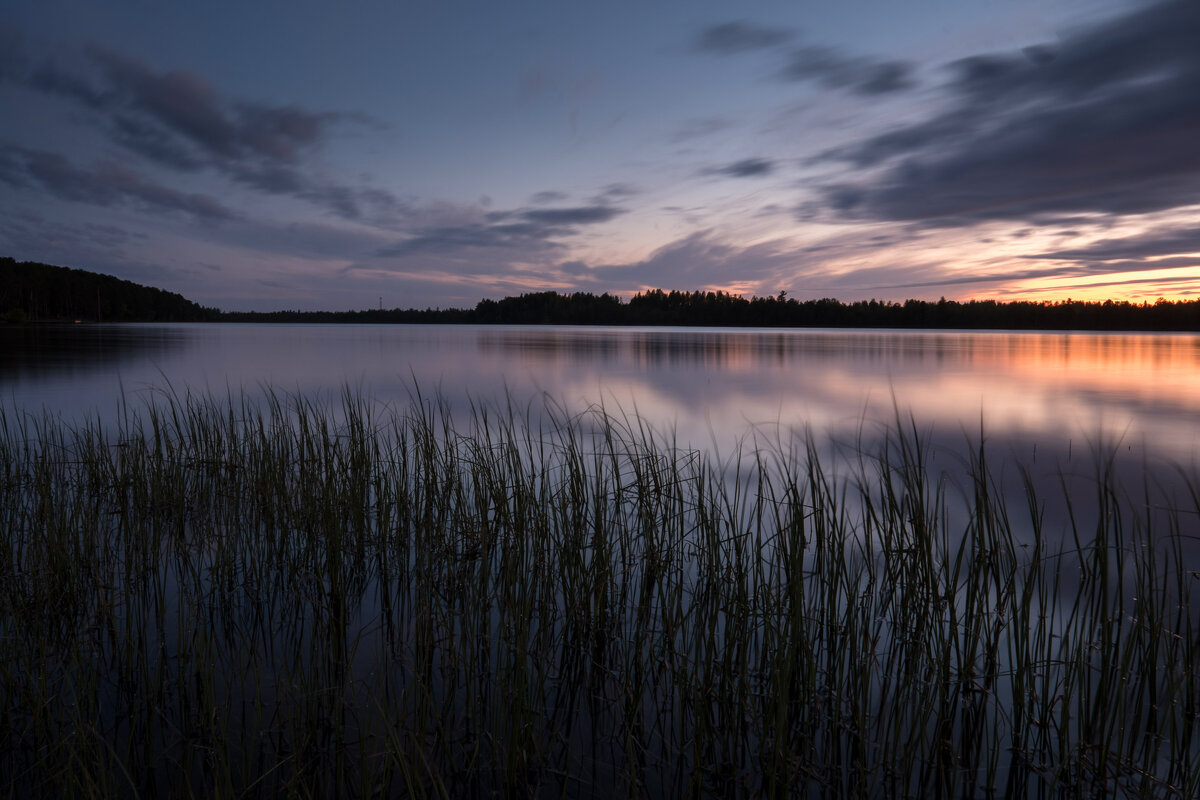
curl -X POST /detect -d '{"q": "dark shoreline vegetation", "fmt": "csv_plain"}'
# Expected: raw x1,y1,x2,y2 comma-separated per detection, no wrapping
7,257,1200,330
1,258,218,323
2,387,1197,797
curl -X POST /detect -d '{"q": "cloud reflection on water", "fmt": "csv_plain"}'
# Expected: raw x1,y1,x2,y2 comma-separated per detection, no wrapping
6,324,1200,465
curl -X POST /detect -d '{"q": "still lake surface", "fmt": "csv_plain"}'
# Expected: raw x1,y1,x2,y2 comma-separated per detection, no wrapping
4,322,1200,527
5,322,1200,460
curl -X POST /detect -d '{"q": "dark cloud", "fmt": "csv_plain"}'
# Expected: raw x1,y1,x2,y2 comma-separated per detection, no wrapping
0,144,233,221
821,0,1200,224
229,162,307,194
28,60,109,107
110,114,206,171
780,46,915,94
0,22,25,81
81,46,340,165
5,44,401,221
1033,226,1200,262
591,183,640,204
521,205,624,225
378,205,625,259
703,157,775,178
379,224,548,258
694,21,794,55
692,22,912,97
298,184,368,221
0,145,26,187
531,190,568,204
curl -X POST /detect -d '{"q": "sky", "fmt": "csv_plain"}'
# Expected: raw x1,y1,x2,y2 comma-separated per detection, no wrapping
2,0,1198,312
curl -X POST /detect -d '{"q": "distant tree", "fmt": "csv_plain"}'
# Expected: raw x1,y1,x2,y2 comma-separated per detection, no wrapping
0,257,219,322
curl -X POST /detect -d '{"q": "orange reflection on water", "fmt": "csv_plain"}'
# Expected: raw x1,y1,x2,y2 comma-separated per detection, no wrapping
813,332,1200,462
524,329,1200,464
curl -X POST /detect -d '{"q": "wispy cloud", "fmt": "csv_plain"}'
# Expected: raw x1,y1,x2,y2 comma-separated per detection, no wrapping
0,144,234,221
530,190,568,204
591,184,640,204
73,45,345,164
377,205,626,260
0,209,148,265
561,230,796,292
1032,225,1200,263
693,21,794,55
702,157,775,178
519,206,625,225
5,44,401,221
779,46,914,95
693,21,913,96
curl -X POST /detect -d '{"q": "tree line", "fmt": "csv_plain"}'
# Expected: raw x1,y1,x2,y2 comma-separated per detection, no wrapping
6,259,1200,330
1,258,218,323
225,288,1200,331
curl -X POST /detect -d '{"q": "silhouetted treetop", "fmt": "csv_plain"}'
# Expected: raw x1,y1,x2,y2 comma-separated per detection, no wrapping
2,258,218,322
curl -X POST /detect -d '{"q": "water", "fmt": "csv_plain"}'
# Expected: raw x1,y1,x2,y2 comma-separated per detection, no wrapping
5,322,1200,456
5,323,1200,492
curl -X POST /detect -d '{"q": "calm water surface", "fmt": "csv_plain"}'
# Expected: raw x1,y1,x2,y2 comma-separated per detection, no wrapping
4,323,1199,469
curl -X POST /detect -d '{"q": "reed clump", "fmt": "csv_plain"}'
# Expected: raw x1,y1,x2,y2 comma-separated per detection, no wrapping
0,387,1196,798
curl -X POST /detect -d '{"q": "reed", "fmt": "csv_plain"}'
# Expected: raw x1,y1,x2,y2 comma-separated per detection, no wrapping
0,387,1196,798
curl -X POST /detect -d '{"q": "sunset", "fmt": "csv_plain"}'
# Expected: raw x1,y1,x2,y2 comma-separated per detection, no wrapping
4,0,1197,311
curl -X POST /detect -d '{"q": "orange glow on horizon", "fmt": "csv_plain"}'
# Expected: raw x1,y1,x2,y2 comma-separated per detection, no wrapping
953,262,1200,305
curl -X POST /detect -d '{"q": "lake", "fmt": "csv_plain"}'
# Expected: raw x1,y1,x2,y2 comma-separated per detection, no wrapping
5,322,1200,490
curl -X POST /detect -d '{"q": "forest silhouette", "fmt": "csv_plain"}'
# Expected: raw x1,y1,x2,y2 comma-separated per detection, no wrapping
6,258,1200,330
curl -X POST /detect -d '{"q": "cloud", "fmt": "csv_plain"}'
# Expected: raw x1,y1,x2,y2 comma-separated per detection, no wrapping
692,22,911,97
779,46,915,94
1022,270,1200,296
0,210,148,265
379,224,552,258
531,190,568,204
6,44,400,221
0,144,233,221
0,22,25,81
563,230,795,291
821,0,1200,224
377,205,626,260
703,157,775,178
694,21,794,55
1033,225,1200,263
591,183,640,204
520,205,624,225
79,45,341,165
825,253,1200,295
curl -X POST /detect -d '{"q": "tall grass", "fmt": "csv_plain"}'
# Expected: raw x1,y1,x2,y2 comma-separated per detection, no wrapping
0,387,1196,797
